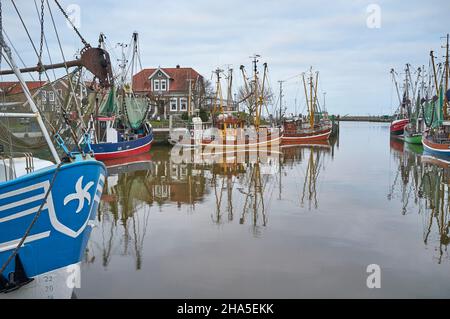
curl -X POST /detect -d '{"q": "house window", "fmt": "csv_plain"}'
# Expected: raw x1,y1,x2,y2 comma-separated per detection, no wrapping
170,98,178,111
41,91,47,102
153,80,160,91
48,91,55,102
180,98,187,111
161,79,167,91
57,89,62,98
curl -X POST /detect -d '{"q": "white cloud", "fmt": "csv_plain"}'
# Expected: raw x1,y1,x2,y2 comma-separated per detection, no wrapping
2,0,449,115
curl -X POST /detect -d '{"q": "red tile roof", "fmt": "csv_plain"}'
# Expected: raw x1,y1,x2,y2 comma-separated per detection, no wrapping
132,67,202,93
0,81,45,95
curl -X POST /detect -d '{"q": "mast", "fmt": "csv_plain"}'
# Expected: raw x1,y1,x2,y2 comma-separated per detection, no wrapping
445,33,449,120
314,71,319,122
278,80,284,123
302,73,309,121
130,32,140,90
226,67,233,112
430,51,439,99
310,69,314,128
405,64,410,118
117,42,128,88
0,39,60,163
213,68,224,129
391,69,402,106
252,54,260,130
259,62,268,130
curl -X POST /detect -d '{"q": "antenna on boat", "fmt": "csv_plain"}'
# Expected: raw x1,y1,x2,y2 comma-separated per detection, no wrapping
117,42,128,88
278,80,284,123
443,33,449,119
212,67,224,128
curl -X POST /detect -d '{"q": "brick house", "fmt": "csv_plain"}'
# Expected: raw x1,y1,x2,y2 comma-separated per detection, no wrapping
132,66,206,119
0,77,85,133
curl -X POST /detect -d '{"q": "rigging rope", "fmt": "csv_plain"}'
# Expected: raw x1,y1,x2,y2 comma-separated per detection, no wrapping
34,0,57,81
38,0,44,80
53,0,90,48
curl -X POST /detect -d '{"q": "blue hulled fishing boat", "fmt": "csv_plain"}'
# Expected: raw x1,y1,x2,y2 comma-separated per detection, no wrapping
0,1,111,294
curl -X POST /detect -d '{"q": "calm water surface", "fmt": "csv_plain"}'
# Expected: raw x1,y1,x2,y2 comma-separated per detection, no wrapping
76,121,450,298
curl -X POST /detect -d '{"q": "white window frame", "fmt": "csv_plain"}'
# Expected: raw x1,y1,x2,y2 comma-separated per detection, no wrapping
170,98,178,111
180,98,187,111
161,79,167,91
153,79,160,91
41,91,47,102
48,91,55,102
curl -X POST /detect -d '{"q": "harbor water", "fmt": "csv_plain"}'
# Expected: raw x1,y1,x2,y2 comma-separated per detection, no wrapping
71,121,450,298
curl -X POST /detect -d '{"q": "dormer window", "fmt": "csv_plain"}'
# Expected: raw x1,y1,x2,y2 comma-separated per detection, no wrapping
161,79,167,91
158,71,162,77
153,79,160,91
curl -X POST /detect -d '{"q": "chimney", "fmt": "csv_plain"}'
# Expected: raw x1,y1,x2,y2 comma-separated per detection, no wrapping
176,64,180,68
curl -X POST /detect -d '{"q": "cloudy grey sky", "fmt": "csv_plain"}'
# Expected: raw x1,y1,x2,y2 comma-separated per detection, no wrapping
2,0,450,115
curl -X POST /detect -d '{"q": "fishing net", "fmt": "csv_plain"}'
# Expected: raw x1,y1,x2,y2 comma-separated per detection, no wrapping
124,95,149,129
98,87,118,116
423,90,443,128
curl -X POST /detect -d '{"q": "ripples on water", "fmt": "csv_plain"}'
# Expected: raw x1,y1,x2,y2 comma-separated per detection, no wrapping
5,122,450,298
76,122,450,298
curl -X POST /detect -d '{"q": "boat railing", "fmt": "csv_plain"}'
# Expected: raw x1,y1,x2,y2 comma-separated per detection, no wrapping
434,137,450,144
0,152,37,182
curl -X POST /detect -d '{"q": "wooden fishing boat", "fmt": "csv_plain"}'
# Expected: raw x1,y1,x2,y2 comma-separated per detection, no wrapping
422,127,450,156
172,55,281,150
390,118,409,137
391,64,425,143
404,126,422,144
281,119,331,144
281,68,331,145
198,114,281,149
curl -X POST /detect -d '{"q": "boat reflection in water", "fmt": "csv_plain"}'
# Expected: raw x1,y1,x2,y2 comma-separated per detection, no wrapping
85,137,338,270
389,137,450,263
281,138,336,210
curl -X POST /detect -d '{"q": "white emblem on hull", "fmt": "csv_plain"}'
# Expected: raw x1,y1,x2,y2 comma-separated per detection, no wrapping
63,177,94,213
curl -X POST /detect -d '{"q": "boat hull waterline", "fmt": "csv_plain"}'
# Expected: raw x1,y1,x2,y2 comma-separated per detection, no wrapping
390,119,409,136
89,133,153,161
281,128,332,145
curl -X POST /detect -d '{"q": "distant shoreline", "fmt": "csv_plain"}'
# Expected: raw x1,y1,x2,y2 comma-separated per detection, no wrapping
336,116,391,123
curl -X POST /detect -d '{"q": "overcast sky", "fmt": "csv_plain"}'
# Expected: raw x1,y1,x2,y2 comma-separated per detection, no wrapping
2,0,450,115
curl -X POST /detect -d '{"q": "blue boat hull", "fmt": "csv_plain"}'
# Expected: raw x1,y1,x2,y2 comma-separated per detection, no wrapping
88,132,153,161
0,158,106,283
